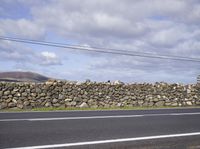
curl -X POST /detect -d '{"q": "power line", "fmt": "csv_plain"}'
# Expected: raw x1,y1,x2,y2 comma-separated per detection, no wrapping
0,36,187,59
0,36,200,63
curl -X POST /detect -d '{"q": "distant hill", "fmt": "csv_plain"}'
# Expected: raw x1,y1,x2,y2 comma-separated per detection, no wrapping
0,71,50,83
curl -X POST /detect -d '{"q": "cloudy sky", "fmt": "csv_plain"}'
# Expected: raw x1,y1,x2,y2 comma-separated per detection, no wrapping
0,0,200,83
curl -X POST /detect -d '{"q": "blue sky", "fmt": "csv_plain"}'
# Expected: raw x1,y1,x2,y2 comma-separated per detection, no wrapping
0,0,200,83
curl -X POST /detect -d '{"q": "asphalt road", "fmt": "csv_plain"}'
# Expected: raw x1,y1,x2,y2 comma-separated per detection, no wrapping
1,108,200,149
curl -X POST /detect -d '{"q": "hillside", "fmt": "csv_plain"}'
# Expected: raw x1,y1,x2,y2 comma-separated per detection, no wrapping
0,71,50,82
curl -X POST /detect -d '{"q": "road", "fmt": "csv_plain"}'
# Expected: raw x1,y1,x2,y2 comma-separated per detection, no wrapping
1,108,200,149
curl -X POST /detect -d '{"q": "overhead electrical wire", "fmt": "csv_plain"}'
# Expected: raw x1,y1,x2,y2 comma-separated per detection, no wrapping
0,36,200,62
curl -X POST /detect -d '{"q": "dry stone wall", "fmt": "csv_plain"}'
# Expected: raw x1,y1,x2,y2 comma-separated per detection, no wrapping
0,80,200,109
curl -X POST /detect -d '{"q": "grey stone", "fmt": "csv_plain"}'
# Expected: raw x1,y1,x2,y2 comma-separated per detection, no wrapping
171,102,178,106
17,104,24,109
65,98,73,102
79,102,89,108
4,91,10,96
105,96,110,100
53,103,61,107
13,88,19,92
186,101,193,106
142,102,149,106
113,80,124,85
153,98,159,102
117,103,124,107
45,102,52,107
120,96,129,101
22,92,28,97
87,99,94,104
157,95,161,99
52,99,58,104
24,101,30,106
155,101,165,106
148,102,154,106
6,98,12,103
71,101,77,106
12,99,17,103
31,93,37,97
16,93,21,97
36,88,41,93
58,94,64,100
65,102,71,107
138,101,144,106
184,98,189,101
76,82,82,85
8,102,16,108
40,93,46,97
74,97,81,102
104,104,110,108
45,80,54,85
165,102,171,106
0,103,7,109
186,89,191,94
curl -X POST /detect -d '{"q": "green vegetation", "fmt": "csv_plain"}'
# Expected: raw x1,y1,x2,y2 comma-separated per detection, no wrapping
1,106,200,112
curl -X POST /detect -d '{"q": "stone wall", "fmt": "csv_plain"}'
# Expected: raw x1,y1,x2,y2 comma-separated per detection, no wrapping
0,80,200,109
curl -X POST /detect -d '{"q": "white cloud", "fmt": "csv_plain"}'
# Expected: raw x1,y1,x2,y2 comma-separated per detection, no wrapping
41,51,57,59
0,19,45,39
149,26,188,48
40,51,62,65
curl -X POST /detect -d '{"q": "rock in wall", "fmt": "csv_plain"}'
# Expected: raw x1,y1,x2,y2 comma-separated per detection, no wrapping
0,80,200,109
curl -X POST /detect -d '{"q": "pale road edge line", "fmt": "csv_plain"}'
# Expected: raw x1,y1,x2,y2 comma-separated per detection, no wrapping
6,132,200,149
0,115,143,122
28,112,200,121
29,115,143,121
1,112,200,122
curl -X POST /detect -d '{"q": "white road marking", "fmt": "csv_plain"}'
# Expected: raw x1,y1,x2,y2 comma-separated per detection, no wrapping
0,115,142,122
7,132,200,149
0,112,200,122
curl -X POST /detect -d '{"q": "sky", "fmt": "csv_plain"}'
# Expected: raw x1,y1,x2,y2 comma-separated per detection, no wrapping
0,0,200,83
